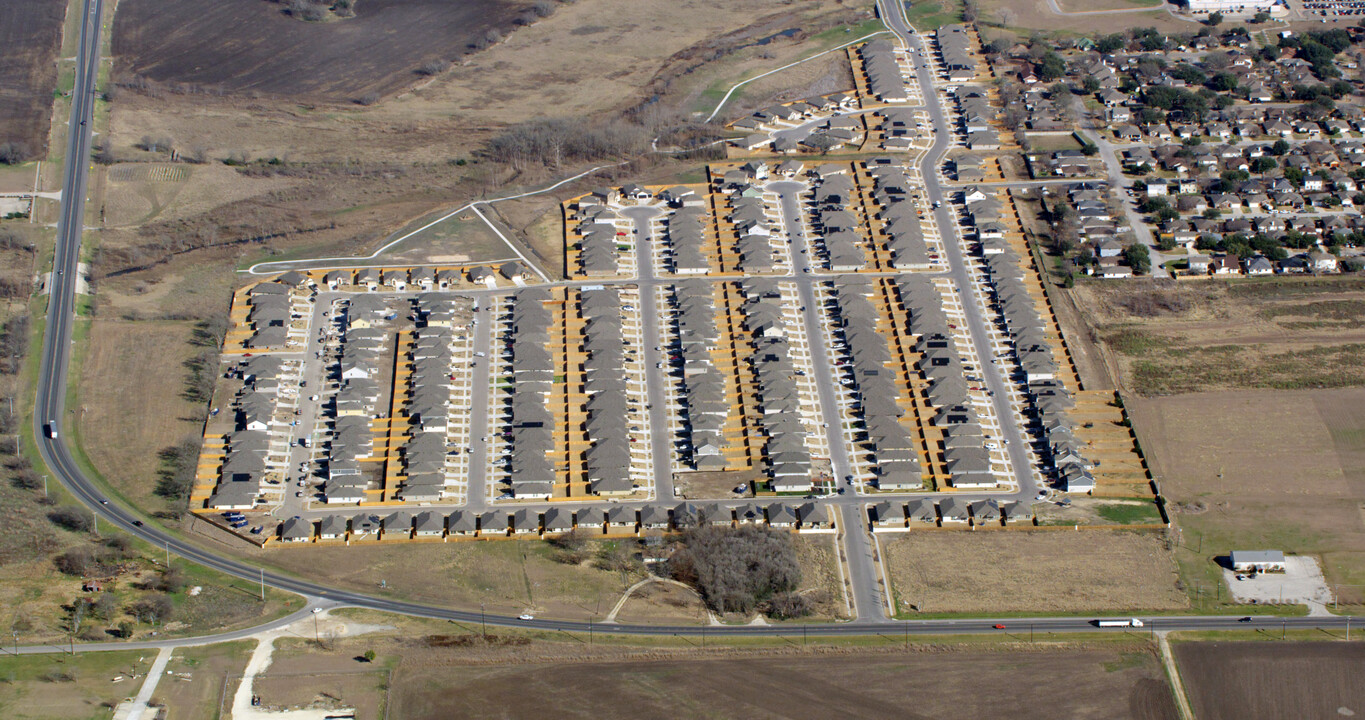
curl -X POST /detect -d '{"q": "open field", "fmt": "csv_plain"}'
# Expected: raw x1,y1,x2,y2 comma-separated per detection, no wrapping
262,540,646,620
75,319,204,516
883,530,1187,615
1174,642,1365,720
153,640,254,720
388,646,1178,720
974,0,1184,36
112,0,534,102
0,0,67,161
1076,279,1365,396
0,650,150,719
1056,0,1163,10
1129,389,1365,608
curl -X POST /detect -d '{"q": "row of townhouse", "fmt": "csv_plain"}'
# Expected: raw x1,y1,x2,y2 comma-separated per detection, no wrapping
730,93,859,132
977,243,1094,493
738,278,814,493
897,275,996,489
504,287,556,499
209,356,297,509
279,501,834,542
672,280,728,470
574,203,625,278
317,264,528,293
935,25,977,82
866,157,933,271
860,39,911,103
243,280,301,349
323,296,393,503
950,86,1001,150
580,287,637,497
869,497,1026,529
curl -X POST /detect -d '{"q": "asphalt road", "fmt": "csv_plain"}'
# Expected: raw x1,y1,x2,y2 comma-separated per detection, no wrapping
25,0,1359,646
879,0,1038,500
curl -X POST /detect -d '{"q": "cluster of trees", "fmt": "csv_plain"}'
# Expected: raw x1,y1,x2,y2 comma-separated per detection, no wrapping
156,437,201,506
1140,86,1211,124
0,142,29,165
484,117,648,170
668,525,806,617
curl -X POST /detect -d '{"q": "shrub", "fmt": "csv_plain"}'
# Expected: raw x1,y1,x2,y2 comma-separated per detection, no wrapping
0,142,29,165
668,526,800,615
128,594,174,624
764,591,811,620
48,506,94,533
416,59,450,76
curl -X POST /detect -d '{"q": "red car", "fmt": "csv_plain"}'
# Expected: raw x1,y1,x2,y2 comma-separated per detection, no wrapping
993,624,1006,629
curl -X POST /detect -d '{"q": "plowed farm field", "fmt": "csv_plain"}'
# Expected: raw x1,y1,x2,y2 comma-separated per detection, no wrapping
112,0,530,101
1175,642,1365,720
0,0,66,159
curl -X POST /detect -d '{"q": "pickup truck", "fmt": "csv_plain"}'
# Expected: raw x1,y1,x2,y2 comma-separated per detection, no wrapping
1094,618,1144,628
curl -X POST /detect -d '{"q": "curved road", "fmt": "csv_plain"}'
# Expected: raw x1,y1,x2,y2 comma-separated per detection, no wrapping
28,0,1356,647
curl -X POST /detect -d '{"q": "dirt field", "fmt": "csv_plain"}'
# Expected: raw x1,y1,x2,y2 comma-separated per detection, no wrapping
1175,642,1365,720
388,646,1178,720
1075,279,1365,396
75,319,205,514
612,581,709,625
154,640,254,720
113,0,534,101
882,530,1187,614
1129,389,1365,606
0,0,67,160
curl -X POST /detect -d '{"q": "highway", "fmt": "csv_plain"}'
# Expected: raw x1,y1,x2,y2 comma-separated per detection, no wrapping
23,0,1358,648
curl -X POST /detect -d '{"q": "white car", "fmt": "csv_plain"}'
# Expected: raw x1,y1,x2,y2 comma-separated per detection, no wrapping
518,613,534,621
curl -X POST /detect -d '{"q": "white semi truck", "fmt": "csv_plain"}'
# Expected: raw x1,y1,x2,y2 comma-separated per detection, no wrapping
1095,618,1145,628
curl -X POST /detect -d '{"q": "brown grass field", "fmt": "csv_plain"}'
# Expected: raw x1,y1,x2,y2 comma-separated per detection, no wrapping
1129,389,1365,606
75,318,205,514
882,530,1187,614
1175,642,1365,720
0,0,67,160
388,647,1178,720
0,650,151,719
261,539,647,620
1076,279,1365,396
112,0,534,102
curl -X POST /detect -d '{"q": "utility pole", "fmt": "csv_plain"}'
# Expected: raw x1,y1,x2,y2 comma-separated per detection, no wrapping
165,541,170,567
259,569,264,601
313,612,319,644
42,474,47,498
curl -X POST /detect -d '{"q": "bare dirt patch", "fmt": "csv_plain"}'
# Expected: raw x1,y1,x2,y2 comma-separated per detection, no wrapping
1128,389,1365,607
112,0,534,102
0,0,66,160
154,640,254,720
611,581,708,625
883,530,1187,615
388,646,1178,720
1175,642,1365,720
